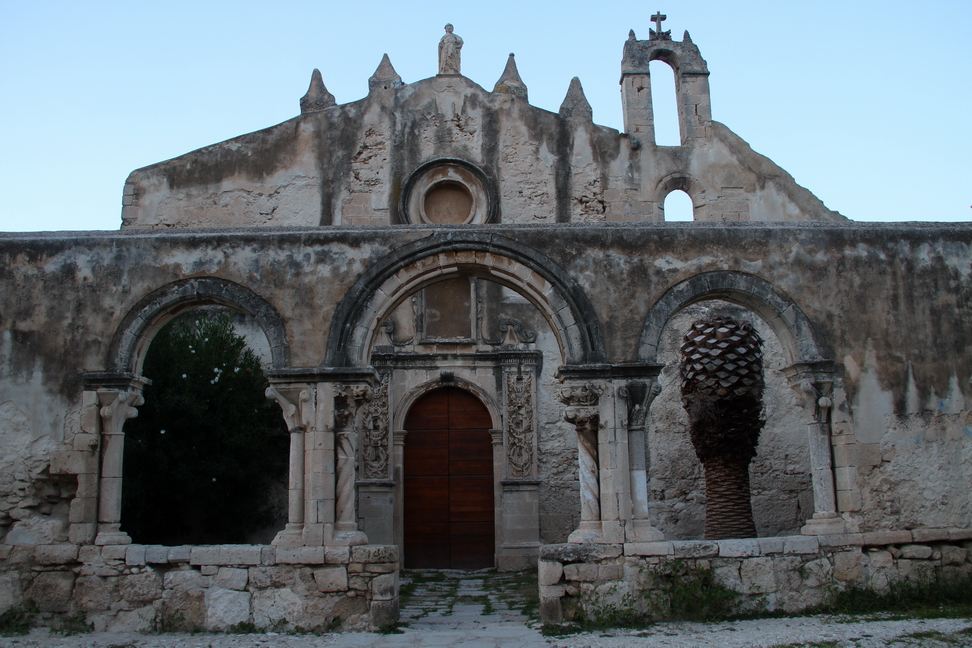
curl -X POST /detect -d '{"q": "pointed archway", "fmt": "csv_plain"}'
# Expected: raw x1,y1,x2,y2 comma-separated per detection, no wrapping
403,387,494,569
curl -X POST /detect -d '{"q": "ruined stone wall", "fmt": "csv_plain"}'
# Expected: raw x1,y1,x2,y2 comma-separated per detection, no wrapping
538,529,972,623
0,543,398,632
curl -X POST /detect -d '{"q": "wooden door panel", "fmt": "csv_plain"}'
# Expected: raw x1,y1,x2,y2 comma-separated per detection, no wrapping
403,387,494,570
403,428,449,476
403,476,449,522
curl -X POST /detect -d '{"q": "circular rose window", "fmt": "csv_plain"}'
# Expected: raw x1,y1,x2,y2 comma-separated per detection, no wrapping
401,160,495,225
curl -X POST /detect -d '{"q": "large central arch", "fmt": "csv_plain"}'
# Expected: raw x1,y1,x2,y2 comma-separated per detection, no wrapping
325,232,606,367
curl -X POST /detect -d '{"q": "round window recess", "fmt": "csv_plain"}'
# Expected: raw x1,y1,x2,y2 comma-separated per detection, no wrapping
403,161,492,225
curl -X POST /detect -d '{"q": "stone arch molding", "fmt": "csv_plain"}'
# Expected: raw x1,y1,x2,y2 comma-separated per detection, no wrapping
394,377,502,432
654,173,709,221
637,271,829,366
326,233,606,367
107,276,290,375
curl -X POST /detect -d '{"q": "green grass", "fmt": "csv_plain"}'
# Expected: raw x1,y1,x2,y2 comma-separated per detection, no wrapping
0,602,36,637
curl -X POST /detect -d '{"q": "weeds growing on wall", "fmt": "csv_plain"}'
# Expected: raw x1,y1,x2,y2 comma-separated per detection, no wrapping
121,313,289,545
0,601,36,636
549,561,743,634
815,568,972,619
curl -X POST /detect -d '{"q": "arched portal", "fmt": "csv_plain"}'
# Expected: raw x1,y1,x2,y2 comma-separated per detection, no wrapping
403,387,494,569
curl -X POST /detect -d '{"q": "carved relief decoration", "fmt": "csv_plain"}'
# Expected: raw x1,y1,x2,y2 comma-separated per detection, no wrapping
363,373,390,480
506,372,534,479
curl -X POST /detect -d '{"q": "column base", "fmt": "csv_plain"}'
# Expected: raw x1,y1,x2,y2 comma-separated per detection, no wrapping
625,519,664,542
568,521,603,544
801,513,846,536
301,523,333,546
334,523,369,546
271,523,304,547
94,524,132,546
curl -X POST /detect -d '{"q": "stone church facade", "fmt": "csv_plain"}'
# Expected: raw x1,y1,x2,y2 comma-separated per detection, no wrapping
1,22,970,630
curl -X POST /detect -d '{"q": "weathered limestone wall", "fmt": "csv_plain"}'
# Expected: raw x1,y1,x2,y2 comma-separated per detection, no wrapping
539,529,972,623
120,60,843,229
0,543,398,631
1,222,970,550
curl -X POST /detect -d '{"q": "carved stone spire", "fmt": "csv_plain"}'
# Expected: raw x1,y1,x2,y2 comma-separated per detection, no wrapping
369,54,403,90
559,77,593,122
493,53,528,98
300,69,336,114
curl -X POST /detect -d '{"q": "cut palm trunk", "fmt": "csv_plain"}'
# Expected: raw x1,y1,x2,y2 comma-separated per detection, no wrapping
680,316,765,540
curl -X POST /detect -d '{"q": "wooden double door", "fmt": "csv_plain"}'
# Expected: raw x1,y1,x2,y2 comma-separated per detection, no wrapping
403,387,495,569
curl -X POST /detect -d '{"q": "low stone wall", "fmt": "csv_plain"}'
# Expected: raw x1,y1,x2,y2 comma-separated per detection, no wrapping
0,543,399,632
539,528,972,624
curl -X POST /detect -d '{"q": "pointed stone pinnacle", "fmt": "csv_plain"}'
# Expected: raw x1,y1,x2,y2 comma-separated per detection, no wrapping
300,69,336,114
628,29,637,41
684,30,693,43
559,77,592,122
369,54,403,90
493,53,528,98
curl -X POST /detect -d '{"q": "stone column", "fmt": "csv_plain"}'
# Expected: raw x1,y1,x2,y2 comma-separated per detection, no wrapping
559,383,603,543
499,362,541,568
266,384,313,547
619,379,665,542
94,389,144,545
785,363,845,535
334,384,372,545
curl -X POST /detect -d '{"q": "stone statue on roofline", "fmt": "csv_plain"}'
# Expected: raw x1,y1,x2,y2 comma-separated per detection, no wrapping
438,23,463,75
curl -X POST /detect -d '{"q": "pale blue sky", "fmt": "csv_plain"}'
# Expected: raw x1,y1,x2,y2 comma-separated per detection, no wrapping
1,0,969,230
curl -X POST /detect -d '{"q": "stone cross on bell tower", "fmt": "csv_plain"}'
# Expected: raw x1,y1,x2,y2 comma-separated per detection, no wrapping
649,10,672,40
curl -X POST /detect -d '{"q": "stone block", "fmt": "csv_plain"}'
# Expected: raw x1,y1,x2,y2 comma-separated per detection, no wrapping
79,545,102,564
348,575,369,591
102,545,127,561
145,546,169,564
325,545,350,564
168,546,191,563
72,433,100,452
624,541,673,556
50,450,88,475
712,563,742,591
190,546,220,565
833,550,863,582
867,550,894,569
899,544,932,560
563,562,598,582
248,566,291,589
739,557,777,594
74,574,113,611
126,545,146,566
34,544,79,565
718,539,760,558
538,560,563,586
783,536,820,555
313,566,348,592
837,490,862,512
219,545,262,565
69,497,97,523
540,596,563,624
27,571,75,612
251,588,303,628
162,588,206,631
105,604,155,632
757,537,784,554
201,565,218,576
69,523,98,545
940,545,968,566
911,528,950,543
598,564,623,581
673,541,719,558
364,562,397,574
275,547,325,564
351,545,398,564
595,544,623,559
117,570,162,603
163,569,204,591
862,531,912,546
370,599,399,629
215,567,249,591
539,543,598,563
260,546,276,565
205,588,251,630
540,583,566,599
371,572,398,600
948,528,972,541
800,557,832,589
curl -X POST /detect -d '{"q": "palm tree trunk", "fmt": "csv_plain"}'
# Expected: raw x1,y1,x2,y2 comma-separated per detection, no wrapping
702,455,757,540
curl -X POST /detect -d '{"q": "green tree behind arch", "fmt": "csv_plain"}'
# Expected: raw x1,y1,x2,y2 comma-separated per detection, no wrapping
121,313,288,545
